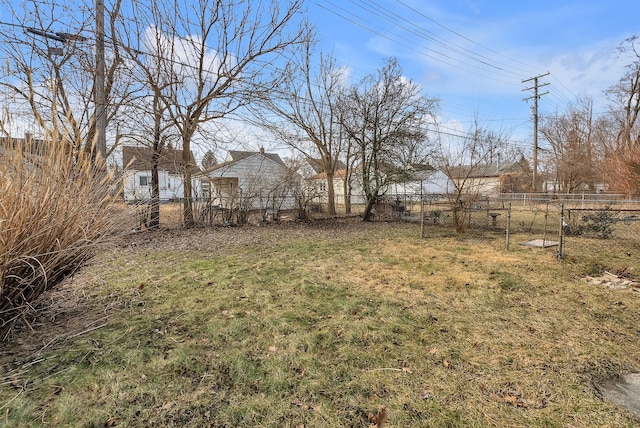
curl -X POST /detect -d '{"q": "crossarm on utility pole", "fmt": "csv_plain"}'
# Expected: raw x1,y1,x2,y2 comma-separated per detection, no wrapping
522,72,550,191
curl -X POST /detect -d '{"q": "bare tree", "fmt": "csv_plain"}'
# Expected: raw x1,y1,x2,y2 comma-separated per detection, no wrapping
118,0,310,227
0,0,133,161
435,119,514,233
253,41,345,216
539,97,601,193
607,36,640,149
284,155,324,220
117,35,182,230
602,36,640,195
340,58,438,221
201,150,217,169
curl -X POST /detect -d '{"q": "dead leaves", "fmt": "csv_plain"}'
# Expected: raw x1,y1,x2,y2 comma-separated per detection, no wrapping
501,392,528,408
368,407,387,428
104,416,120,426
428,347,452,369
479,383,546,409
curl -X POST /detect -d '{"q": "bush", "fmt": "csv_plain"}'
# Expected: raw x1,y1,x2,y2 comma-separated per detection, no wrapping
0,135,120,339
574,208,616,239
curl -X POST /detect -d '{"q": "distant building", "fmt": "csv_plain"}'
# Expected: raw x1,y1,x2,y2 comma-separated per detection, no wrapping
200,148,299,211
388,164,453,196
122,145,200,201
447,161,529,197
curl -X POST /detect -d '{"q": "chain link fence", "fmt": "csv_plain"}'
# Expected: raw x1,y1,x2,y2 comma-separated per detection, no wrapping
126,195,640,265
398,195,640,260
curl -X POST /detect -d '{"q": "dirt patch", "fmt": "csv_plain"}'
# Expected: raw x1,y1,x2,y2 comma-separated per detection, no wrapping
584,271,640,291
117,216,388,254
599,373,640,418
3,270,113,357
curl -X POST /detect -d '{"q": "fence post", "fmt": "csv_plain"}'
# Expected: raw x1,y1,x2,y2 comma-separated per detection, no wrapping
557,203,564,259
505,201,511,250
420,198,425,239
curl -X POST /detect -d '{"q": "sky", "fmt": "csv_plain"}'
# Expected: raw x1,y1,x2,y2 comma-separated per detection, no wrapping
305,0,640,154
1,0,638,163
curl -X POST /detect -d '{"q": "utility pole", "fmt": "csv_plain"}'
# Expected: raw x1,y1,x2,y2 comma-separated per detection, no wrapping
95,0,107,162
522,72,549,191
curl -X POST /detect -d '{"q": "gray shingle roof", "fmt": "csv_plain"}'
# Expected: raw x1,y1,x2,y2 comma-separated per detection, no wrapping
122,145,199,174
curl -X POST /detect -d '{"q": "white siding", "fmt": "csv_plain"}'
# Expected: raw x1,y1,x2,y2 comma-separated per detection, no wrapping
123,170,193,201
206,153,298,211
390,171,453,195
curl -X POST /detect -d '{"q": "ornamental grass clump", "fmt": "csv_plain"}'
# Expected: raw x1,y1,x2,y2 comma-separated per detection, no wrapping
0,135,120,339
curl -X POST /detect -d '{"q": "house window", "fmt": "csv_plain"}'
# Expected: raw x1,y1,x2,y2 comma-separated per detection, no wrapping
139,176,149,186
320,182,327,192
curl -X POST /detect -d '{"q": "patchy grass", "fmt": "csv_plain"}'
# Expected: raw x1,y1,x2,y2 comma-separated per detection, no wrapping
1,221,640,427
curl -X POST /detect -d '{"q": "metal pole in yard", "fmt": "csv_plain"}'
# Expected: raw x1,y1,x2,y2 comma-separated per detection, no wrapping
505,201,511,250
542,200,549,246
95,0,107,161
420,197,425,238
557,203,564,258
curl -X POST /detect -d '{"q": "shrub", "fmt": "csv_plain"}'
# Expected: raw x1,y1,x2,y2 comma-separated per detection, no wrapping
574,208,616,239
0,135,120,339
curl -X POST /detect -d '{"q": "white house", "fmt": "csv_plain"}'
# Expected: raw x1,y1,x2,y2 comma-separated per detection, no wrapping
307,168,367,205
308,164,453,206
388,164,453,197
201,148,299,212
447,161,528,197
122,145,200,202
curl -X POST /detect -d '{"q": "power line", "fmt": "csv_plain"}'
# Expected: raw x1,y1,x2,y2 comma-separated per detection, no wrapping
3,5,596,150
315,0,522,88
391,0,539,75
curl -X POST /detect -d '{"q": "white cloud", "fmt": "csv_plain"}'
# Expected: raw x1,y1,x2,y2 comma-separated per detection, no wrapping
142,26,236,87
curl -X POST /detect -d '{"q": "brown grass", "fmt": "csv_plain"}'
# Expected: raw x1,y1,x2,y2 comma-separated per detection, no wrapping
0,135,121,339
2,219,640,426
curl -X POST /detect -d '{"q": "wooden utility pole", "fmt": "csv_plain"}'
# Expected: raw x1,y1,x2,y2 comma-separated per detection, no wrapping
95,0,107,161
522,72,549,190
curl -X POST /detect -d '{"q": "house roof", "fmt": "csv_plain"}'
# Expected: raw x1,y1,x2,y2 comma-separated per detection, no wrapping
448,161,523,179
390,163,440,182
306,157,347,174
308,168,349,180
0,135,47,155
227,149,285,167
122,145,199,174
203,150,286,175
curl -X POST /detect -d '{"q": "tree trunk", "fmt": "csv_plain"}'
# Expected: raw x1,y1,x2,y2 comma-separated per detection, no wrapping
362,195,376,221
326,170,336,215
182,137,195,228
149,150,160,229
452,206,466,234
149,93,163,229
343,176,351,214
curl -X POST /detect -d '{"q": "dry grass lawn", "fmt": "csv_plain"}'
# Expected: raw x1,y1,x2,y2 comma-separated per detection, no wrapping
1,218,640,427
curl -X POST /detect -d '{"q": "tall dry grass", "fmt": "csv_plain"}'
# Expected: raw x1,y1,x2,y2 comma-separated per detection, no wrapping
0,135,120,339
